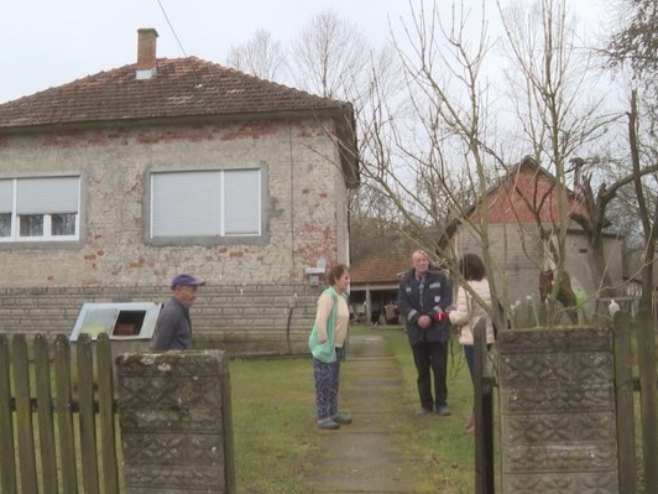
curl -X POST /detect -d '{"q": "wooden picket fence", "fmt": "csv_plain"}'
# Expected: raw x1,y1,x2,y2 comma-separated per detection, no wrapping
0,332,120,494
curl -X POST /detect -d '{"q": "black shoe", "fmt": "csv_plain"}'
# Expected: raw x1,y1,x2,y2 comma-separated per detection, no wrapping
435,406,451,417
416,407,432,416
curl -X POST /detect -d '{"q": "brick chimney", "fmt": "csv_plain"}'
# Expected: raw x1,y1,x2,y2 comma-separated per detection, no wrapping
136,28,158,80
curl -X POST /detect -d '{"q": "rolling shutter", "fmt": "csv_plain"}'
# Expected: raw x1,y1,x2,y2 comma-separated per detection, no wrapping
16,176,79,214
0,180,12,213
224,169,261,235
151,171,222,237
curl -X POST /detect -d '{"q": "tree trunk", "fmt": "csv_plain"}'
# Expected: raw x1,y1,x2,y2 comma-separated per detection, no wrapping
589,234,615,298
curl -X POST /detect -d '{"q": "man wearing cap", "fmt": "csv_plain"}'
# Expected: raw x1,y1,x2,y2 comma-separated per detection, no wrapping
150,274,205,350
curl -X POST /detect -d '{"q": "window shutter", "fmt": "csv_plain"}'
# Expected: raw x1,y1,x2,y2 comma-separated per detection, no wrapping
224,169,260,235
151,171,221,237
0,180,12,212
16,177,79,214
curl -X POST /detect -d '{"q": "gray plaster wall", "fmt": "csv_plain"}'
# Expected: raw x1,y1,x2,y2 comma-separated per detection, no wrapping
0,117,348,287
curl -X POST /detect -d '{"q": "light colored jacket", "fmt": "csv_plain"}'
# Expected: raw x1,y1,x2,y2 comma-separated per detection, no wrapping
449,279,496,346
308,287,349,363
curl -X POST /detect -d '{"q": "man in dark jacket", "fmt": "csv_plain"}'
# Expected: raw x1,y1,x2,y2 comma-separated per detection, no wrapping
397,250,452,415
150,273,205,350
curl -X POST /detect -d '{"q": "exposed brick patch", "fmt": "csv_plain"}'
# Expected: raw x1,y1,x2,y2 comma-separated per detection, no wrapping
298,222,337,268
137,128,216,144
319,192,328,198
302,189,310,194
229,251,244,258
86,135,108,146
41,134,77,148
128,258,145,268
83,254,97,261
221,121,276,141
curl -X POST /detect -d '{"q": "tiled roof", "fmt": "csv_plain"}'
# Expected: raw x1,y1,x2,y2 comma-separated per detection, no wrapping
350,254,410,285
0,57,351,130
469,157,590,224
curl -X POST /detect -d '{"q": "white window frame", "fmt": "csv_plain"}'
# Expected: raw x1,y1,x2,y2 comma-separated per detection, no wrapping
0,176,81,243
149,168,262,239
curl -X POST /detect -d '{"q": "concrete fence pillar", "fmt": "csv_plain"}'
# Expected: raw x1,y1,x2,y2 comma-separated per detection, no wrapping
116,350,235,494
498,327,619,493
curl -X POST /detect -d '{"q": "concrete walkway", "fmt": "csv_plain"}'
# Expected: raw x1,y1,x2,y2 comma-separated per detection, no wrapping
304,333,425,494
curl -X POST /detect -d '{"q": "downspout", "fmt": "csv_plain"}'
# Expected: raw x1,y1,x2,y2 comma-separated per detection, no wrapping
286,123,296,353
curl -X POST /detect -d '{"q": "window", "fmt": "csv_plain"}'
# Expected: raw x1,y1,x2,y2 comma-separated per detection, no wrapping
0,176,80,242
150,169,261,239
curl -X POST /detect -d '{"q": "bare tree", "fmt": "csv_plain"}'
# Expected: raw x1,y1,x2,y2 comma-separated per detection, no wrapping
354,0,630,325
608,0,658,78
605,0,658,311
226,29,286,80
343,0,518,331
288,10,371,99
494,0,629,318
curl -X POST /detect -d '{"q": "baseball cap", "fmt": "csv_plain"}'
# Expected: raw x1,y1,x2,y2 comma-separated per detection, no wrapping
171,274,206,289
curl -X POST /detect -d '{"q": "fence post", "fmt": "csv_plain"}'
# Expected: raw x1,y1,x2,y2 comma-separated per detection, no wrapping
473,317,494,494
34,334,58,494
613,311,637,493
54,334,78,494
96,333,120,494
77,334,100,494
13,334,38,494
0,335,17,494
637,309,658,494
117,350,235,494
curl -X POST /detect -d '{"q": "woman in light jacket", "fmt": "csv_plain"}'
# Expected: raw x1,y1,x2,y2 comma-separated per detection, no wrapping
448,253,496,431
308,264,351,430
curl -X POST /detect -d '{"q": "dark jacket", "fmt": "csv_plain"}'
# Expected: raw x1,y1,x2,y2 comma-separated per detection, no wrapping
150,298,192,350
397,268,452,346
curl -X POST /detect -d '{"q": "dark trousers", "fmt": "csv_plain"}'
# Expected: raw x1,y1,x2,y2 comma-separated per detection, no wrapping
464,343,492,384
464,344,475,383
313,357,340,420
411,341,448,410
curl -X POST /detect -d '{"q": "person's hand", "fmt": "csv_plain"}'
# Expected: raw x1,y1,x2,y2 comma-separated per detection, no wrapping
417,314,431,329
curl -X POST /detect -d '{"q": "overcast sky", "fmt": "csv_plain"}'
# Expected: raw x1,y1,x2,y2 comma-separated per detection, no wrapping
0,0,611,104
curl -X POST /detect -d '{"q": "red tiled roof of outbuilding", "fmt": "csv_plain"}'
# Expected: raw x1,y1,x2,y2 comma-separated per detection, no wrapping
350,254,410,286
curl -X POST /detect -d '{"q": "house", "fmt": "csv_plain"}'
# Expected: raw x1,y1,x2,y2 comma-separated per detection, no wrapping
0,29,358,354
454,156,624,315
348,253,410,325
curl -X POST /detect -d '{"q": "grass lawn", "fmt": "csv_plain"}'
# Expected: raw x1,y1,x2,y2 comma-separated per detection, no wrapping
377,326,481,493
230,354,316,493
230,325,480,493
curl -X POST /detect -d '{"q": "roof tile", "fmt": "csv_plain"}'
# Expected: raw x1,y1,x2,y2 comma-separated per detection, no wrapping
350,254,410,285
0,57,350,129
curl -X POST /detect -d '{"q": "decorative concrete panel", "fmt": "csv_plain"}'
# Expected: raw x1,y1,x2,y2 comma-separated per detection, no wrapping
498,327,619,493
117,350,234,494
